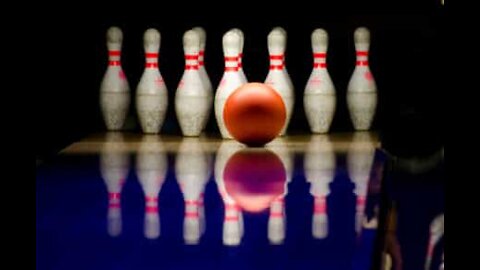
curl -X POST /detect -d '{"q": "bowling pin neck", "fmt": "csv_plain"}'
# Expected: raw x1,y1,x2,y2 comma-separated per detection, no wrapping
199,50,205,67
185,199,200,219
184,53,199,70
144,52,159,69
224,203,240,221
314,196,327,215
108,50,122,66
270,198,284,218
355,50,369,67
145,195,158,214
313,52,327,69
224,55,239,72
269,54,284,71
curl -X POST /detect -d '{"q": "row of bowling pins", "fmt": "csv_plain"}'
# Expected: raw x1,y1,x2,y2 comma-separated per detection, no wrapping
100,26,377,136
100,132,379,245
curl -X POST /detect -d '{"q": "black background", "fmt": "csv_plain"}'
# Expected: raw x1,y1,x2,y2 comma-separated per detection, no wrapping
35,1,446,158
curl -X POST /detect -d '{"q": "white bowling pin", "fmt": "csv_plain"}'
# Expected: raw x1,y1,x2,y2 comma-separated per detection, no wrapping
136,135,167,239
347,27,378,131
100,27,131,131
176,138,211,244
214,30,244,139
100,133,130,237
136,29,168,134
231,28,248,83
192,26,214,133
304,29,336,134
272,27,294,91
304,135,335,239
347,132,376,235
175,30,212,136
265,27,295,135
214,141,245,245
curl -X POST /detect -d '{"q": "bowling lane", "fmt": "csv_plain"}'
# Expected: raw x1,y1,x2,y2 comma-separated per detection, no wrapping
36,132,443,270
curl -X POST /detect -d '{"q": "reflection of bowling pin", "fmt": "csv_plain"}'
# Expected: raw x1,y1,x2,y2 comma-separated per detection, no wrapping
304,135,335,239
347,27,377,131
100,27,130,131
214,141,245,245
264,27,294,135
347,132,376,235
215,30,244,139
136,136,167,239
304,29,336,134
136,28,168,134
191,26,214,133
176,138,211,244
268,196,285,245
100,133,130,237
231,28,247,83
175,30,212,136
425,214,444,270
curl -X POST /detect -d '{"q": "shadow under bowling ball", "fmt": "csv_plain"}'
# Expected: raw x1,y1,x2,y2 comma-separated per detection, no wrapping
224,83,286,147
223,149,286,213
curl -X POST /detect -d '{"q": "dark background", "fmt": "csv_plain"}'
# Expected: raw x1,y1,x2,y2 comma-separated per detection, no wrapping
35,1,446,159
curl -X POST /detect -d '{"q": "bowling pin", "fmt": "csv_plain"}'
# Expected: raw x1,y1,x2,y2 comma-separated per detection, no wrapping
304,29,336,134
267,196,286,245
175,138,211,244
136,135,167,239
136,29,168,134
231,28,248,83
100,133,130,237
214,30,244,139
425,213,444,270
347,132,376,235
347,27,378,131
100,27,131,131
272,27,294,91
214,141,246,245
192,26,214,133
265,27,295,135
304,135,335,239
175,30,212,136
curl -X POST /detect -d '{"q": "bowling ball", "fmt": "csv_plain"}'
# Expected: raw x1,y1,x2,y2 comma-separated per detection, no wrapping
223,149,286,213
224,83,286,147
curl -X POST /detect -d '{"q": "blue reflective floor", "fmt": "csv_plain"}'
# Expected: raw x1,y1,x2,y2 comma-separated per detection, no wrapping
36,133,444,270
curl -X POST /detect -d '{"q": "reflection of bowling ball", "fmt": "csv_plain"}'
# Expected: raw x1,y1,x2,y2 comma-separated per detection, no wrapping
223,149,286,213
224,83,286,147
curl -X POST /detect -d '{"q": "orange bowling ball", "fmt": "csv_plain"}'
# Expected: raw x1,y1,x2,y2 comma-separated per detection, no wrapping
223,149,286,213
224,83,286,147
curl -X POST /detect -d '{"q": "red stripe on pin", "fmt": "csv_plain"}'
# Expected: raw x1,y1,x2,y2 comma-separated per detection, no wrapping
314,53,326,58
185,54,198,60
185,212,199,218
146,206,158,213
185,200,200,206
270,212,284,218
224,56,238,62
109,193,121,199
199,61,204,66
269,65,283,70
224,67,238,72
109,61,121,66
145,63,158,68
146,52,158,58
225,216,239,221
356,61,369,66
270,55,283,60
314,63,327,68
185,65,199,70
356,51,368,56
108,50,121,56
145,196,158,202
199,50,205,56
357,196,366,205
239,53,243,58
